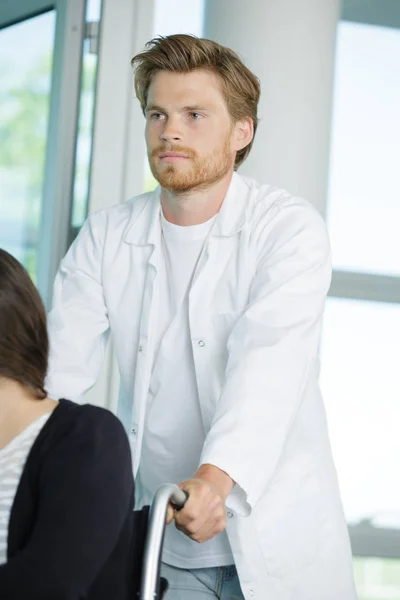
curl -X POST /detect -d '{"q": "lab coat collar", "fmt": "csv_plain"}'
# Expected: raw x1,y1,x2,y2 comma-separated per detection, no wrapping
213,171,250,237
123,187,162,246
123,171,250,246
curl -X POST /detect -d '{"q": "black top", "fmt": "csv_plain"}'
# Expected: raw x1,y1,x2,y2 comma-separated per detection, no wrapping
0,399,135,600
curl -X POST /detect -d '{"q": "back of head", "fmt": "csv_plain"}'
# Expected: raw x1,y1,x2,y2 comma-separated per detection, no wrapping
0,250,48,399
131,34,260,169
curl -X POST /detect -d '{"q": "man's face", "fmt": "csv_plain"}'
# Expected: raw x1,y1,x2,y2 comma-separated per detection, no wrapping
145,69,238,193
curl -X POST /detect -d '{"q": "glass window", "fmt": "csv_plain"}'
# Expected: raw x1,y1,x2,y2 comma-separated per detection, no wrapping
320,297,400,524
70,0,102,242
327,21,400,276
86,0,102,21
325,11,400,595
354,557,400,600
0,11,56,281
321,297,400,597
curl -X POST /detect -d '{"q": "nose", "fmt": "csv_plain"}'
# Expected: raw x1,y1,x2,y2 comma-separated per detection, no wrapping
160,116,182,143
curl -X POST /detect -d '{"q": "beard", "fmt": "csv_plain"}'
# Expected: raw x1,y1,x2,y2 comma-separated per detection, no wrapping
148,136,233,194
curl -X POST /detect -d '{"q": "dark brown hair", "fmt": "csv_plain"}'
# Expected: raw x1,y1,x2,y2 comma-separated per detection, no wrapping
0,249,48,399
131,34,260,169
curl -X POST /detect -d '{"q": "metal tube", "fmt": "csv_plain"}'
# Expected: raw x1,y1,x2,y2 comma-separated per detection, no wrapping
139,484,188,600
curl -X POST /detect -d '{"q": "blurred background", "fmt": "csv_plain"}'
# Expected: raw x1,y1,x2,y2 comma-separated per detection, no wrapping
1,1,399,597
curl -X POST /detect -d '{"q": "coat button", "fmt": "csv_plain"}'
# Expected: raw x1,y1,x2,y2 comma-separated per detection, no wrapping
249,590,255,597
131,428,137,435
198,340,205,347
227,511,233,518
138,345,143,353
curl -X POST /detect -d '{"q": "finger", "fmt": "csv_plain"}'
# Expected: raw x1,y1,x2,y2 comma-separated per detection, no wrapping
166,503,174,525
191,508,227,543
175,506,207,534
175,514,203,537
178,514,224,543
176,503,226,541
175,500,209,531
176,486,216,526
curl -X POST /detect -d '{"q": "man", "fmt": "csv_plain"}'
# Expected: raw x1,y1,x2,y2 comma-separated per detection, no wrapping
47,35,357,600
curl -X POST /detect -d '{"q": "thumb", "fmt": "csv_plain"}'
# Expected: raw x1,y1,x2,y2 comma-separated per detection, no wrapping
166,503,174,525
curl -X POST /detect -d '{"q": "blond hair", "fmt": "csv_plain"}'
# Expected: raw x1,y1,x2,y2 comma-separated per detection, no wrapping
131,34,260,169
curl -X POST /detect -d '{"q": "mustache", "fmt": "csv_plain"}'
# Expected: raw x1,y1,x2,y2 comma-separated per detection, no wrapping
150,146,196,159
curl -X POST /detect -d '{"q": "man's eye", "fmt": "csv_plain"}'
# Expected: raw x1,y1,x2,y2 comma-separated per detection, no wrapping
150,113,163,120
190,113,202,120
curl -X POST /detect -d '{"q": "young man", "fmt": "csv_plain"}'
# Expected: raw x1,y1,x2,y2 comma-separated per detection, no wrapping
47,35,357,600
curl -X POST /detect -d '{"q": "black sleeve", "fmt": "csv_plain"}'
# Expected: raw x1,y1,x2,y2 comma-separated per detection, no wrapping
0,406,134,599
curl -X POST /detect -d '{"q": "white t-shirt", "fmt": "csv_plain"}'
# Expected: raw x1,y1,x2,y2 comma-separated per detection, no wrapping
0,412,52,565
136,211,234,569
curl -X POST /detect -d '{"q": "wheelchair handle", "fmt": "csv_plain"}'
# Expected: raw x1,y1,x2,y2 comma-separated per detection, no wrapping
139,484,188,600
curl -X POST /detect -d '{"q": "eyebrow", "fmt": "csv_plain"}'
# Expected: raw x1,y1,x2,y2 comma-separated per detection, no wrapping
181,105,209,113
145,104,210,113
145,104,164,113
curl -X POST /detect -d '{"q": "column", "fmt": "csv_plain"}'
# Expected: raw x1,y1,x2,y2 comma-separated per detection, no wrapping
204,0,340,215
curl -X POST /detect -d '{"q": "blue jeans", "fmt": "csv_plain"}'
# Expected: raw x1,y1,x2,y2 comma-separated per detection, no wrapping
161,563,245,599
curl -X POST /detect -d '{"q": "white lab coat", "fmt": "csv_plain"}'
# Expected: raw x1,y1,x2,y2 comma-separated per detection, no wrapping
47,173,357,600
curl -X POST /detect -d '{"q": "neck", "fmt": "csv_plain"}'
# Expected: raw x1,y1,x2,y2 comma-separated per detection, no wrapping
0,378,57,449
0,378,38,413
160,171,233,226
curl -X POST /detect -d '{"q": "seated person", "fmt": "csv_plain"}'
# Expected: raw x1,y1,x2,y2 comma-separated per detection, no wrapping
0,249,135,600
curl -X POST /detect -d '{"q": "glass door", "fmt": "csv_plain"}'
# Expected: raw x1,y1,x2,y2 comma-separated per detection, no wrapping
0,0,98,307
0,9,56,282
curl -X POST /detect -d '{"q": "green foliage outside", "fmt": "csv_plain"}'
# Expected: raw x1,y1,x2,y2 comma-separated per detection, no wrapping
144,173,158,193
354,557,400,600
0,49,96,281
0,52,52,279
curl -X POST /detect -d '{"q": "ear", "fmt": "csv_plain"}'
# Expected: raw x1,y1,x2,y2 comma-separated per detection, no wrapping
232,117,254,152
